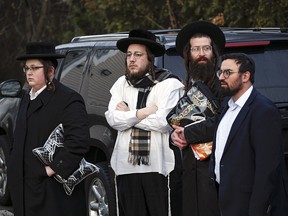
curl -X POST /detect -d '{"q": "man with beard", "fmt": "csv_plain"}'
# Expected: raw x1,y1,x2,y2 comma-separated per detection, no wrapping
209,53,288,216
105,29,184,216
169,21,225,216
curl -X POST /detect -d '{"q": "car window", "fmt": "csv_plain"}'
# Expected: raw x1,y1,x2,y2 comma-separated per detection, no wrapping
225,45,288,107
163,48,186,80
86,49,126,116
58,48,89,92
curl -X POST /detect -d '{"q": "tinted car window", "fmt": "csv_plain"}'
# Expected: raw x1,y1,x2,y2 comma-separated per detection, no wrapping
225,44,288,107
86,49,126,116
163,48,186,80
59,49,89,92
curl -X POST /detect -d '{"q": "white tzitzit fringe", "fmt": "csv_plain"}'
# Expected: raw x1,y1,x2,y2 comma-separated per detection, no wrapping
168,174,171,216
114,175,120,216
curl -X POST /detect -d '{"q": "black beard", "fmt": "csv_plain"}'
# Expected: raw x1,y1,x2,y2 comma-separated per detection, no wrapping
219,81,243,96
190,57,215,84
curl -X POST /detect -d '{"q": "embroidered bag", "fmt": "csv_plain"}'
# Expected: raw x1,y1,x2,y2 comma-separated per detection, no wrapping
167,81,219,160
32,123,99,195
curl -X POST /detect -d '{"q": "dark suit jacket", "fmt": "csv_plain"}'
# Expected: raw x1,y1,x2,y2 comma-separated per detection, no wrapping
8,79,90,216
209,88,288,216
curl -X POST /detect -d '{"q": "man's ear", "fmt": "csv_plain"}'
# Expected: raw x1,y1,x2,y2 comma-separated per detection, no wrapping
48,66,55,79
242,71,251,83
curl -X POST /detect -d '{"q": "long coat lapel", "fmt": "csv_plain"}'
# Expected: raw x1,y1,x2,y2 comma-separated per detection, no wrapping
221,89,258,154
26,87,54,118
15,93,29,152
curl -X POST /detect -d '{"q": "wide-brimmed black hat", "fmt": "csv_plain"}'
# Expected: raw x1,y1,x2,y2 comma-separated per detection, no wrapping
117,29,165,57
176,21,226,57
16,42,65,67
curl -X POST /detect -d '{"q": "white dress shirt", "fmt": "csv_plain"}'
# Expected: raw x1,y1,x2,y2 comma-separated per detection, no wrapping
215,86,253,183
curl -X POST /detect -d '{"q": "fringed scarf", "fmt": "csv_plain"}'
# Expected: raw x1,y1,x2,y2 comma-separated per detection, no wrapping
128,68,179,166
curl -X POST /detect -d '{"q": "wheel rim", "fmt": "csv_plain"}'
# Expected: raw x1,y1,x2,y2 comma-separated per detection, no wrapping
88,178,109,216
0,147,7,198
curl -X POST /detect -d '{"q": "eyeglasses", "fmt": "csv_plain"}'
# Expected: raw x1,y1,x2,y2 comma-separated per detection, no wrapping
190,45,212,55
23,65,44,73
126,51,145,60
217,69,239,79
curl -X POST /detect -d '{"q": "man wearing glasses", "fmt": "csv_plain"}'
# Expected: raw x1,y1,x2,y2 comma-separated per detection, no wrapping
210,53,288,216
169,21,225,216
105,29,184,216
10,42,90,216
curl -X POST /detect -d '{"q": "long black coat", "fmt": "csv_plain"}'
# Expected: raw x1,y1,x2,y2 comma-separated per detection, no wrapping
8,79,90,216
169,81,222,216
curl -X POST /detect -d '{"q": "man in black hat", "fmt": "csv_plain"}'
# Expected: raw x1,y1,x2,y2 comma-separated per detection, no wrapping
105,29,184,216
169,21,225,216
9,42,90,216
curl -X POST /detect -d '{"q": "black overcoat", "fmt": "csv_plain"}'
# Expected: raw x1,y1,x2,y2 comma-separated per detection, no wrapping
8,79,90,216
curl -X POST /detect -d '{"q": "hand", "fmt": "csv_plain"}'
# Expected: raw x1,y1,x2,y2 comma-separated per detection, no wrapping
45,166,55,177
171,125,188,149
136,105,158,120
144,105,158,115
116,101,130,111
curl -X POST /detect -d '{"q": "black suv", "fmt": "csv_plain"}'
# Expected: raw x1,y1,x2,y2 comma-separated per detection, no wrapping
0,80,22,206
1,28,288,216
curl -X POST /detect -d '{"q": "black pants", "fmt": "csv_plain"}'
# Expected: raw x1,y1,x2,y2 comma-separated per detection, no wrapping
169,146,183,216
182,147,220,216
116,172,168,216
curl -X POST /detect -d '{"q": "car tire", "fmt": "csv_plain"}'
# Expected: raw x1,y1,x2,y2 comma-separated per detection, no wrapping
0,135,11,206
85,161,116,216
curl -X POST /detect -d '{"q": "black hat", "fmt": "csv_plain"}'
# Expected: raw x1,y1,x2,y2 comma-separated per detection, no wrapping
176,21,226,57
16,42,65,67
117,29,165,57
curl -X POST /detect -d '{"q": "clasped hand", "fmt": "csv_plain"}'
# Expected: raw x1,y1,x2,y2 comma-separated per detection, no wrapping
171,125,188,149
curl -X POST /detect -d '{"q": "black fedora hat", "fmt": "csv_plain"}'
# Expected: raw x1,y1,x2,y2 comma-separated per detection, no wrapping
16,42,65,61
117,29,165,57
176,21,226,57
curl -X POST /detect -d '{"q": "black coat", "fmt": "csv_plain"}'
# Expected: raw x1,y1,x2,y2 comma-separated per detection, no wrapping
8,79,90,216
169,81,222,216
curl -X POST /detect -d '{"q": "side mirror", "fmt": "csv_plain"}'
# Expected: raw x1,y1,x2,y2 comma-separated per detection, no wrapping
0,79,22,97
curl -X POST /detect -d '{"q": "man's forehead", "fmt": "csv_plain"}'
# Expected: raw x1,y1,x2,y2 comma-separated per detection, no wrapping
189,36,212,45
127,43,146,51
221,59,239,68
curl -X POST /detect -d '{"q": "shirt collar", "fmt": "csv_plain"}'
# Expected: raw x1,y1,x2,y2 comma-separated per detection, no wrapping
29,85,47,100
228,85,253,109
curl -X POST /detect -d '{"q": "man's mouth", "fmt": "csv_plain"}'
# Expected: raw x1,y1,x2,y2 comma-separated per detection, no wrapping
197,57,208,63
220,81,227,87
129,64,137,70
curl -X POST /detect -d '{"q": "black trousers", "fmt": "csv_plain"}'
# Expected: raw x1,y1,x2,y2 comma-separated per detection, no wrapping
169,146,183,216
116,172,168,216
182,147,220,216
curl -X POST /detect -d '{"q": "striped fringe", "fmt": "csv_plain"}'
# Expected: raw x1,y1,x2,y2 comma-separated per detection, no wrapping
168,174,171,216
114,175,119,216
